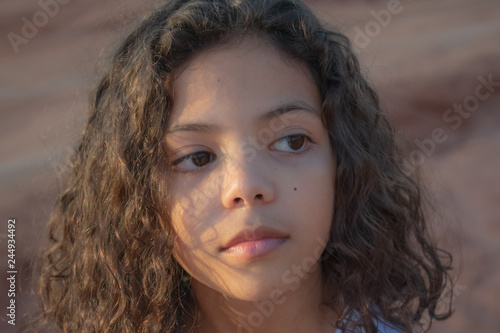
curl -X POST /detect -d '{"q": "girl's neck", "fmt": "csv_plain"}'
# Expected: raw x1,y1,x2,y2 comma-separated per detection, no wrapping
184,268,338,333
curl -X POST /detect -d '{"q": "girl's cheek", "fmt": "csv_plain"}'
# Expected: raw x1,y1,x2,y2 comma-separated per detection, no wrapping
170,194,199,239
170,187,217,243
171,181,211,217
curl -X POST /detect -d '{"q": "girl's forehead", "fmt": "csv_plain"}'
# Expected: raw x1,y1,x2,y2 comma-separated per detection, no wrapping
167,37,320,129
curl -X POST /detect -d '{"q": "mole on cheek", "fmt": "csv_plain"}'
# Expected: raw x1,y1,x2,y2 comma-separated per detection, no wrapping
294,187,297,191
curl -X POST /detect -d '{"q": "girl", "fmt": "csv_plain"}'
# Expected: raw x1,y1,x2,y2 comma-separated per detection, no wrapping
33,0,454,332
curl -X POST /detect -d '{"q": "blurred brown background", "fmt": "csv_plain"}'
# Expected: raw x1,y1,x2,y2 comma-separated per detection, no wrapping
0,0,499,332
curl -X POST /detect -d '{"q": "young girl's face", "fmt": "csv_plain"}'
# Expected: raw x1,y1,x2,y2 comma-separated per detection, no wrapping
165,37,336,301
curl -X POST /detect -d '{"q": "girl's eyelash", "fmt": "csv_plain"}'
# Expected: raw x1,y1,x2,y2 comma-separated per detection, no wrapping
171,154,193,166
171,134,314,174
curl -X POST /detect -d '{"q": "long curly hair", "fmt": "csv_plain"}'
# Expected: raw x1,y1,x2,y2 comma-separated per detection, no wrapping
32,0,454,332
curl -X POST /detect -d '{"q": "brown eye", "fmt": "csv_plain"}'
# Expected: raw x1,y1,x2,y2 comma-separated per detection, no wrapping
191,152,211,166
172,151,215,172
271,134,312,153
286,135,305,150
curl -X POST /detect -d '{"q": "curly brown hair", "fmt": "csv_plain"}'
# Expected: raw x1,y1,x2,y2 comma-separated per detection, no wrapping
31,0,453,332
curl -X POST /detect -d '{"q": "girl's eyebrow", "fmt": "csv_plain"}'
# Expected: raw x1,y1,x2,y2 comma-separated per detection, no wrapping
258,101,319,122
166,101,319,135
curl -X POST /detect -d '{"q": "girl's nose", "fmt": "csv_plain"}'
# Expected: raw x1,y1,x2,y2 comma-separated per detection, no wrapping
220,157,275,209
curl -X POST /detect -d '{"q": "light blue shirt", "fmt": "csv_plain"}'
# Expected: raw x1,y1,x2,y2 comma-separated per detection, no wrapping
333,322,402,332
333,310,404,332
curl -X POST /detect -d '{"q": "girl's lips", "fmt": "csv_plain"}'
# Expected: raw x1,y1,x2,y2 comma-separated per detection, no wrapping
219,225,289,260
221,237,288,259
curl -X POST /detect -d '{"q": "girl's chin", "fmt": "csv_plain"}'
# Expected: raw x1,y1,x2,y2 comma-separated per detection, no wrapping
205,277,296,303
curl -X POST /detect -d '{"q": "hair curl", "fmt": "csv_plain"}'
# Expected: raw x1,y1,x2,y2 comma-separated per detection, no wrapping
32,0,453,332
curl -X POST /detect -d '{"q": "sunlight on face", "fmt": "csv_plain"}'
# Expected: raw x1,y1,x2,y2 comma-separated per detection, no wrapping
165,37,336,301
